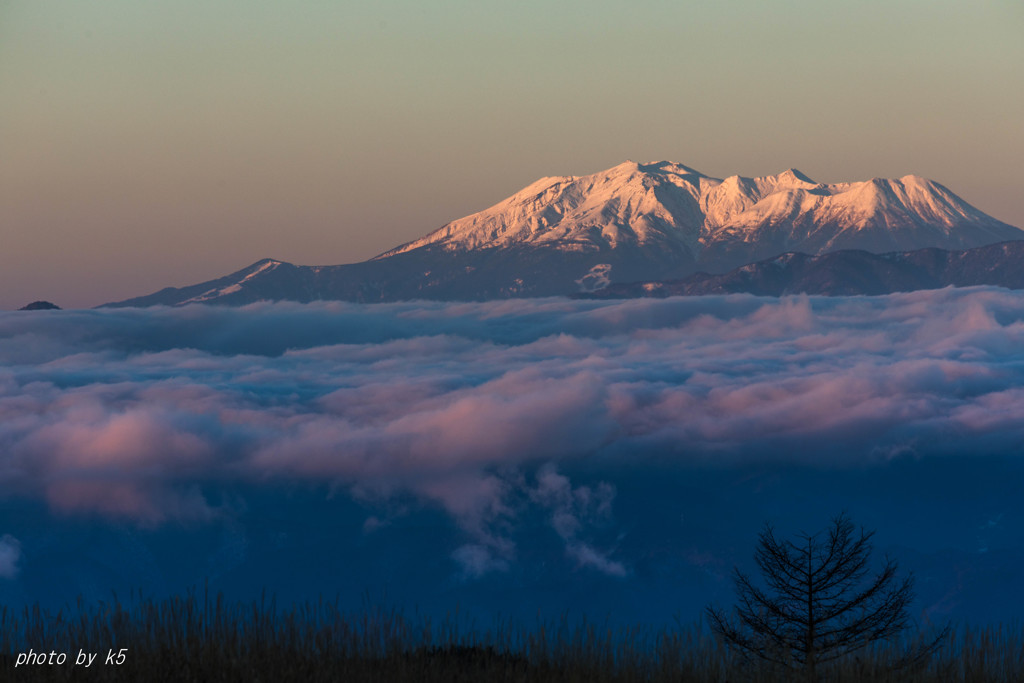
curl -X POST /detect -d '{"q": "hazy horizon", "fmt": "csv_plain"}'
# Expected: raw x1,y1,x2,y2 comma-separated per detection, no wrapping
3,0,1023,309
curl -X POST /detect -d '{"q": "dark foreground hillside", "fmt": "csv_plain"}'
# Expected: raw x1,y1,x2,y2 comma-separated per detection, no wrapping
1,592,1019,682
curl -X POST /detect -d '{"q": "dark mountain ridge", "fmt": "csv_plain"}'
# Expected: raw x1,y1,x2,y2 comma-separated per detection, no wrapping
582,241,1024,298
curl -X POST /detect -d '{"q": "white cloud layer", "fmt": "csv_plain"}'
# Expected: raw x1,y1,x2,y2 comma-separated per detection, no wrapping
2,288,1024,549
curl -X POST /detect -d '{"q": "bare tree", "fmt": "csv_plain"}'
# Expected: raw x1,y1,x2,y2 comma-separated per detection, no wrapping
706,513,947,682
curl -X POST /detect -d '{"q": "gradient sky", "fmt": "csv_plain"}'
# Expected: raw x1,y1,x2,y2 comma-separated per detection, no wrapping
2,0,1022,309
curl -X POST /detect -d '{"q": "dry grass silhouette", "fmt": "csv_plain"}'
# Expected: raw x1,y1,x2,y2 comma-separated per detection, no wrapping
0,588,1018,682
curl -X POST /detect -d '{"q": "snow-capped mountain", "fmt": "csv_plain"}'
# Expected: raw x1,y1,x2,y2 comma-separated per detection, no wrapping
104,161,1022,306
383,160,1019,269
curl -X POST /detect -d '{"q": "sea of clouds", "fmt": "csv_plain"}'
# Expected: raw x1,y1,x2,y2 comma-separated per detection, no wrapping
2,288,1023,620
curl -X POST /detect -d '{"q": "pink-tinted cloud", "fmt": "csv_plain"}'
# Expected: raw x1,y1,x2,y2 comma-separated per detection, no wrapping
3,287,1024,551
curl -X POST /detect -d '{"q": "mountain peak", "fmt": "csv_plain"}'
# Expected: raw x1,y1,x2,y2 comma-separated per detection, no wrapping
18,300,61,311
637,160,707,176
777,168,815,184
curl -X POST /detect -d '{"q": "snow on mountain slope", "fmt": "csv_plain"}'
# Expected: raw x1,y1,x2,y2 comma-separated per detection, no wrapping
179,260,283,304
377,161,712,258
379,161,1020,270
707,173,1007,247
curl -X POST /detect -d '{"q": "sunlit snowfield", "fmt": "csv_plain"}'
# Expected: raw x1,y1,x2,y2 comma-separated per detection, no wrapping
1,289,1023,625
